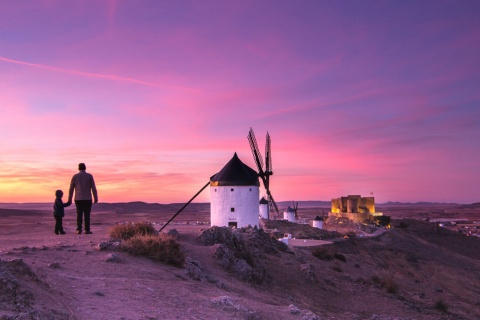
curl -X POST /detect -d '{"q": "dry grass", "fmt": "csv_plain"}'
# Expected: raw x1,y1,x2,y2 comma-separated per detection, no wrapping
121,234,185,267
372,272,398,294
109,222,158,240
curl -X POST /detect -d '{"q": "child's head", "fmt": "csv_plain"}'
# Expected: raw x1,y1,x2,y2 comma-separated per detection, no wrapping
55,190,63,198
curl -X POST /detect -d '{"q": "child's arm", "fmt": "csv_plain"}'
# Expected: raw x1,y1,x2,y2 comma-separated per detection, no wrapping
63,201,71,207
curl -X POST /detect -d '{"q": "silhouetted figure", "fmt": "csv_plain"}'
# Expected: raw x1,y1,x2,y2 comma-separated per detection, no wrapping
68,163,98,234
53,190,70,235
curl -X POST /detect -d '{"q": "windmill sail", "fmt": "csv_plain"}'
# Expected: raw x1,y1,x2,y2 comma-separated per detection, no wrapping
248,127,279,216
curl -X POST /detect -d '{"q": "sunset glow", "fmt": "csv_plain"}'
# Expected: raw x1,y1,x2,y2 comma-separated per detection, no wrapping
1,1,479,204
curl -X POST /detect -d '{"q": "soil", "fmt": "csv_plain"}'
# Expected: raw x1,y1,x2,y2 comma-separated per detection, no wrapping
1,202,480,320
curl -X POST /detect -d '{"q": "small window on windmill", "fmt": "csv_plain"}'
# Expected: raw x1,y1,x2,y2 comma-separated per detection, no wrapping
249,188,252,191
231,207,235,212
214,188,217,192
231,188,234,192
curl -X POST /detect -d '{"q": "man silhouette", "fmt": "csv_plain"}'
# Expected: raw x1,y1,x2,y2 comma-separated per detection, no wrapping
68,163,98,234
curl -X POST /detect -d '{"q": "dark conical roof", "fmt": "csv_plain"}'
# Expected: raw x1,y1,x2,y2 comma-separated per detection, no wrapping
210,153,260,186
259,197,269,204
313,215,324,221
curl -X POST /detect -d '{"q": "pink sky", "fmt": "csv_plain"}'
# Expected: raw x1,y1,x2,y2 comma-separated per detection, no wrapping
1,1,479,204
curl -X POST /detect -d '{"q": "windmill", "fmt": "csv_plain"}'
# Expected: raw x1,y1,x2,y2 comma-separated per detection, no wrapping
292,201,299,219
247,127,279,216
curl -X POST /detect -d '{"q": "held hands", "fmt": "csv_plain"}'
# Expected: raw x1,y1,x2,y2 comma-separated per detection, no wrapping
65,201,72,207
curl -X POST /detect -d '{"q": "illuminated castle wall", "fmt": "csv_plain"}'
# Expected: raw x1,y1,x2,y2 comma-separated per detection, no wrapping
331,195,375,214
330,195,381,222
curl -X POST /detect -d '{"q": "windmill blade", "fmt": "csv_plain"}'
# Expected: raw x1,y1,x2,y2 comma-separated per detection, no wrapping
292,201,298,213
265,132,272,174
247,128,265,174
267,189,279,214
264,132,272,190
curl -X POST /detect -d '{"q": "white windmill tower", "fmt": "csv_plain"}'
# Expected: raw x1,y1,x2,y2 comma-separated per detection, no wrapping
210,153,260,228
259,197,269,219
283,206,296,222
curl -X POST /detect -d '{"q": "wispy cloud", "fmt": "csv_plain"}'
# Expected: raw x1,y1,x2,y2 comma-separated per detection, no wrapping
0,56,198,92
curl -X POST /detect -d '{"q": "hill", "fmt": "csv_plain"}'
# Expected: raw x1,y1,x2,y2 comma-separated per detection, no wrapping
1,205,480,319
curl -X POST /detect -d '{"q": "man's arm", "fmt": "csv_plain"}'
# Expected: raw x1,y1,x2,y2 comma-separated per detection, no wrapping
68,175,75,203
91,175,98,203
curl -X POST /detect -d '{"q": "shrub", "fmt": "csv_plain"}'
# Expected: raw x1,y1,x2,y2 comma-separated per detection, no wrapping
109,222,158,240
334,253,347,263
312,247,333,261
435,299,448,313
383,276,398,294
121,234,185,267
372,273,398,294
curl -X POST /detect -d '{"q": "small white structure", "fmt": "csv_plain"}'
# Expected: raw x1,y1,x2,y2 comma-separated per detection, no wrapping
259,197,269,219
210,153,260,228
283,206,295,222
280,233,292,245
312,215,324,229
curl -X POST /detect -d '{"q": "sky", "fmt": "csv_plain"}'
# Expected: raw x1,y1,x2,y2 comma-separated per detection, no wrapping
0,0,479,204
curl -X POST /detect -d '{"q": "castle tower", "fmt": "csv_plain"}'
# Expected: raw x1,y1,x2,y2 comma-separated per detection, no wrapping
210,153,260,228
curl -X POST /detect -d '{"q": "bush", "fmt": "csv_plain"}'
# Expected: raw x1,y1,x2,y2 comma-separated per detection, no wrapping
312,247,333,261
372,273,398,294
435,299,448,313
121,234,185,267
109,222,158,240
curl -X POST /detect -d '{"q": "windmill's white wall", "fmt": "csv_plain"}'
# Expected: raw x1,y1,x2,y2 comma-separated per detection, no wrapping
210,186,260,227
259,203,269,219
284,211,295,222
312,220,323,229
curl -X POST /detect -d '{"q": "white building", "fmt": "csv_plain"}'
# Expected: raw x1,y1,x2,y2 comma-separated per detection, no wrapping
312,215,324,229
283,206,295,222
259,197,269,220
210,153,260,228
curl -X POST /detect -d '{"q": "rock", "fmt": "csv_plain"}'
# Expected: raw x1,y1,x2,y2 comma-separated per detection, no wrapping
301,311,320,320
210,296,260,319
185,257,214,282
198,226,286,284
300,263,316,283
288,304,301,314
106,253,121,263
96,240,120,251
48,262,61,269
197,226,233,246
167,229,179,239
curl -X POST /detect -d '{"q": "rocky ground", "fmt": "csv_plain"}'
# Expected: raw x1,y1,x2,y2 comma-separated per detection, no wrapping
1,204,480,319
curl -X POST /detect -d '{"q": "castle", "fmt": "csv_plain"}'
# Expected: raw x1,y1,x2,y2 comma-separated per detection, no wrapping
329,195,383,222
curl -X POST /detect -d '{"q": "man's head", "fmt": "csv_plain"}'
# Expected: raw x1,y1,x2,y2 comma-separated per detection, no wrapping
78,163,86,171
